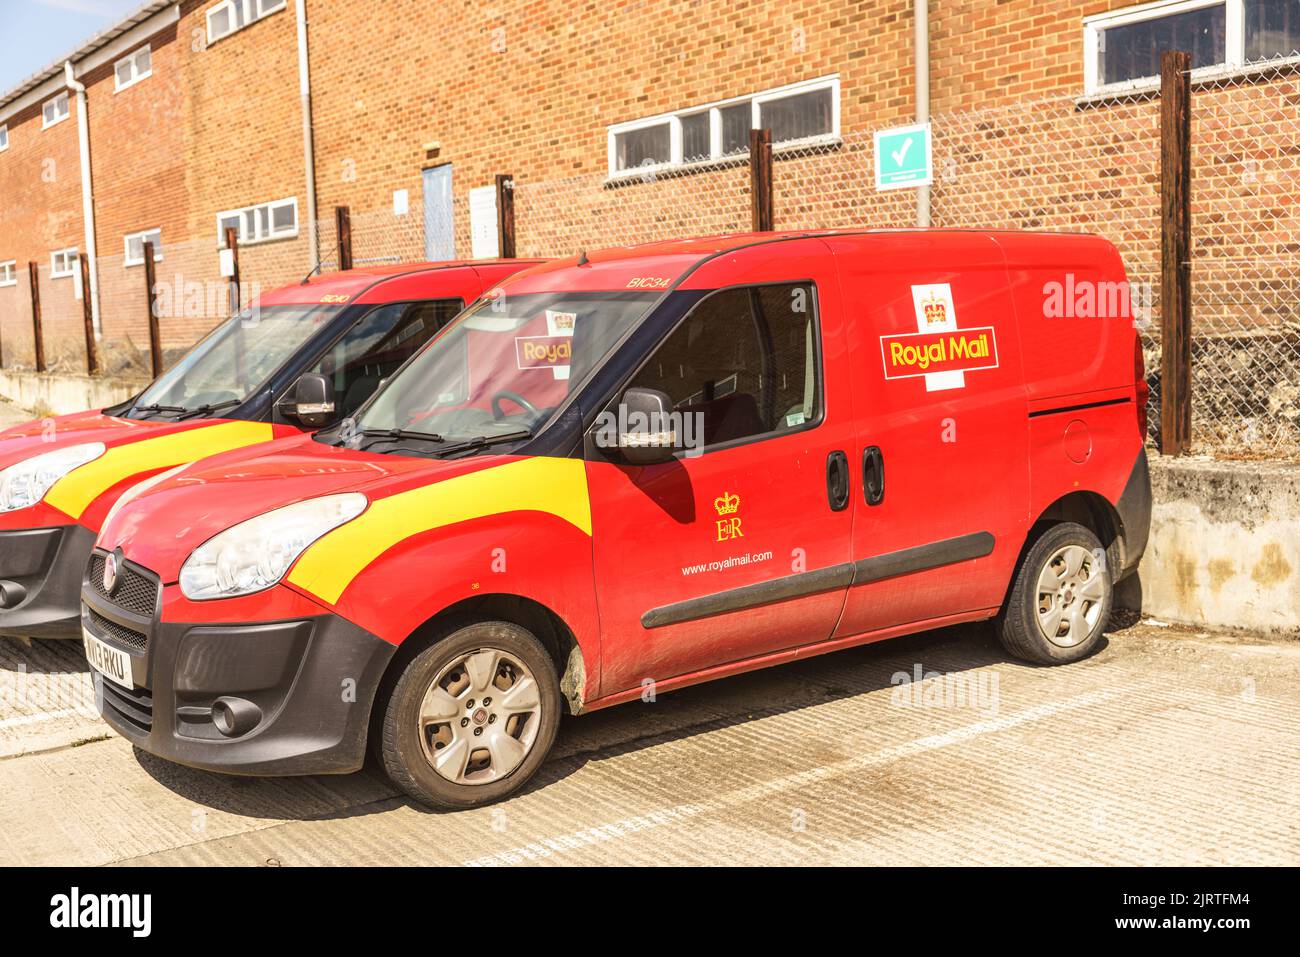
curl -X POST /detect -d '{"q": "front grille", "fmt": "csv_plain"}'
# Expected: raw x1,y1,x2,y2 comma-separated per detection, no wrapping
87,554,158,617
88,608,148,652
98,677,153,733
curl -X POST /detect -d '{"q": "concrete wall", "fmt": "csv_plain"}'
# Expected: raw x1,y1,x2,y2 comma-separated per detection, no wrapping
1132,456,1300,638
0,369,143,416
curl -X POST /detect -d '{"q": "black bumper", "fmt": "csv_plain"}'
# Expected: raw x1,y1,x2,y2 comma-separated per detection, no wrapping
1115,446,1152,580
82,556,395,776
0,524,95,639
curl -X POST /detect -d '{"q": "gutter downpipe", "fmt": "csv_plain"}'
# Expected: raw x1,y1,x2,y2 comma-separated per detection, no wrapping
295,0,319,268
915,0,931,228
65,61,101,335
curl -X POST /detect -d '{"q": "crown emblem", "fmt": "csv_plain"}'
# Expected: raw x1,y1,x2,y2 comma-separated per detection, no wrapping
713,492,740,515
922,294,947,326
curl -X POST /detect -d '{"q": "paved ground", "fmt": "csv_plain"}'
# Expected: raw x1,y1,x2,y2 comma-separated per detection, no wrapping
0,399,36,429
0,615,1296,866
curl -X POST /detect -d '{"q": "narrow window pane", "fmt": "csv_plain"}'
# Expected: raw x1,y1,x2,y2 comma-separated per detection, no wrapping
680,112,710,162
759,87,834,144
210,6,231,37
116,61,134,86
128,237,143,261
136,47,152,74
1245,0,1300,61
271,202,295,232
720,102,751,156
615,123,670,171
1101,5,1227,85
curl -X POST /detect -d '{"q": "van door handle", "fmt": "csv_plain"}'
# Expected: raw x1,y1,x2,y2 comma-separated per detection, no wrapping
826,450,850,512
863,446,885,506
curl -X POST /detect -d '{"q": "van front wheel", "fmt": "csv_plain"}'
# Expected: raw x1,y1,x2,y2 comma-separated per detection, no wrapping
379,621,561,809
999,522,1112,665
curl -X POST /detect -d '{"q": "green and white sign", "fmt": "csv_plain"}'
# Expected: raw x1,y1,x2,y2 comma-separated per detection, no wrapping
874,122,933,191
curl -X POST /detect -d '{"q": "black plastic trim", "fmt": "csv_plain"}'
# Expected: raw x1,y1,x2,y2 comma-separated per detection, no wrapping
1114,446,1152,578
1028,397,1130,418
641,531,996,629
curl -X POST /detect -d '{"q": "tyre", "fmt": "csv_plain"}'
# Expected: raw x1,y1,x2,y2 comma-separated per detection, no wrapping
379,621,561,809
998,522,1113,665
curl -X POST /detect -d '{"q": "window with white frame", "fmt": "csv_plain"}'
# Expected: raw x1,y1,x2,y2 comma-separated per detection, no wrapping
206,0,286,44
0,261,16,287
114,45,153,92
1085,0,1300,94
42,92,70,129
50,248,78,278
607,76,840,177
0,125,8,152
124,228,163,266
217,198,298,246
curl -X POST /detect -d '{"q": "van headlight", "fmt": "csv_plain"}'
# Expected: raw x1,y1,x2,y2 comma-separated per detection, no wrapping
0,443,106,513
179,493,367,600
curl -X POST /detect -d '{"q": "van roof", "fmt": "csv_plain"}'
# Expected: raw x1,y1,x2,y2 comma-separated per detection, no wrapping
257,259,546,307
501,229,1117,294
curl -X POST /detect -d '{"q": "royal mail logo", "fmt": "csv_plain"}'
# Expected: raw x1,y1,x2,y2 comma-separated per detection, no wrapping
921,291,948,327
713,492,743,542
880,326,999,381
515,335,572,370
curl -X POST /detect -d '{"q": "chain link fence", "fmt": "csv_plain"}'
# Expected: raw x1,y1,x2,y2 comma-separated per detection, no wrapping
1,61,1295,457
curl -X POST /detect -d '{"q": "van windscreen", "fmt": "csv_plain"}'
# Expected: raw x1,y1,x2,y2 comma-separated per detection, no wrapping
353,291,657,441
130,304,345,418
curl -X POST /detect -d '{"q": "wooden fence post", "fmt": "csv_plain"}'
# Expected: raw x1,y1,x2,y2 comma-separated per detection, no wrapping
143,240,163,378
1160,50,1192,456
80,253,99,375
29,262,45,374
749,128,774,232
225,226,241,316
335,205,353,271
495,174,516,259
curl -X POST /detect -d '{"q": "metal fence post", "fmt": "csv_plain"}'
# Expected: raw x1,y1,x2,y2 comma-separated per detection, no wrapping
335,205,352,271
29,262,45,374
749,128,774,232
495,174,516,259
143,240,163,378
80,253,99,375
1160,50,1193,456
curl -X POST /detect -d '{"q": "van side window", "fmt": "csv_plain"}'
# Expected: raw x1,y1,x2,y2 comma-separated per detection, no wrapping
311,298,462,416
627,282,820,448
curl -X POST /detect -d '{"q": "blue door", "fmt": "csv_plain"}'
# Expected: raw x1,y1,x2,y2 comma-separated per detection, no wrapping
423,165,455,261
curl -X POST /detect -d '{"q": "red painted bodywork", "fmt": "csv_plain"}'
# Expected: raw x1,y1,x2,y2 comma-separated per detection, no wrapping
0,261,540,537
98,230,1145,712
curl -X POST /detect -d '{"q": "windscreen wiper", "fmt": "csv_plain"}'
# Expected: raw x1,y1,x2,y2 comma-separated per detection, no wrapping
355,427,447,451
175,399,241,421
429,430,534,457
132,403,188,418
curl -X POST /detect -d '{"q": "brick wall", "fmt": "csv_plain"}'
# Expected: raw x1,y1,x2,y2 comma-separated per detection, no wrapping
0,0,1296,414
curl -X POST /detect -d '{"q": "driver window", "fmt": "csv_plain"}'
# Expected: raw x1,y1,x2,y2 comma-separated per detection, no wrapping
626,282,820,448
311,298,461,416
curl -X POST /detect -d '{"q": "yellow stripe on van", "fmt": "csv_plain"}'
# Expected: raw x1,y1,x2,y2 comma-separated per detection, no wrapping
45,421,275,520
287,456,592,606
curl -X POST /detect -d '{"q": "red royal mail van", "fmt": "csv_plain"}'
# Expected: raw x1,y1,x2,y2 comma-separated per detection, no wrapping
0,260,540,640
85,230,1150,808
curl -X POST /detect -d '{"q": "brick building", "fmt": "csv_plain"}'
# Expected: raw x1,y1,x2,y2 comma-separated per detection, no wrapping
1,0,1297,388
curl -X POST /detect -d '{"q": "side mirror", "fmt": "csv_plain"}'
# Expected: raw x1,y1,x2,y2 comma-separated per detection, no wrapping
616,387,678,466
278,373,335,429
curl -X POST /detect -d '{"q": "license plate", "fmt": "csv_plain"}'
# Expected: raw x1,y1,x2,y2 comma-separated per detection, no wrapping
83,628,133,690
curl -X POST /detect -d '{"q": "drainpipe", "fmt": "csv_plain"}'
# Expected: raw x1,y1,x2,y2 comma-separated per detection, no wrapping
295,0,319,267
65,61,101,335
915,0,931,228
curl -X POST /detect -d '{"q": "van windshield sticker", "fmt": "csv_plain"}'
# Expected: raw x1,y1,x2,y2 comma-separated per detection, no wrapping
515,335,573,380
545,310,577,337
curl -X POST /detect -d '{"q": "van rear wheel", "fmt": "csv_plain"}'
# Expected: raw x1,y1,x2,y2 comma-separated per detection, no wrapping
999,522,1112,665
379,621,561,809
